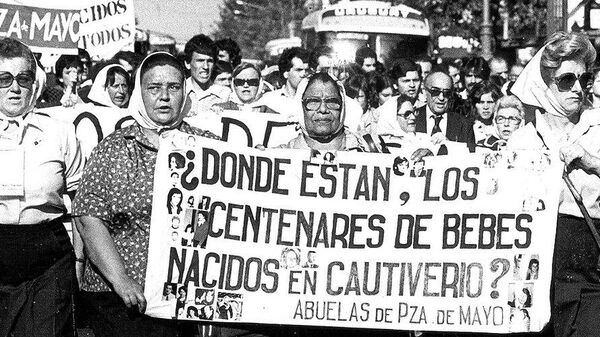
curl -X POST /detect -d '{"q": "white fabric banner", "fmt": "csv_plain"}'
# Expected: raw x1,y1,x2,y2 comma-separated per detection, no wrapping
144,133,562,333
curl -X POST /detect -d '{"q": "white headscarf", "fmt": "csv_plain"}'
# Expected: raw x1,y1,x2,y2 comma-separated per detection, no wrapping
295,73,347,139
511,44,584,118
88,64,128,108
128,52,187,132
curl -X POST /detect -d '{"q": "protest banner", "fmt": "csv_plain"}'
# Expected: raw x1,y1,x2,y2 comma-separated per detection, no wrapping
0,0,80,54
144,133,562,333
39,106,298,157
77,0,135,60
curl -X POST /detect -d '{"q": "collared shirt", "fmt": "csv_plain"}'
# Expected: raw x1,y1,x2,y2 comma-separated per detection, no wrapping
184,78,230,117
0,112,83,225
426,105,448,136
72,122,219,292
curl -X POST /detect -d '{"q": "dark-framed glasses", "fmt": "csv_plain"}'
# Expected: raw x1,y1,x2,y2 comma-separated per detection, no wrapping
397,108,420,119
553,72,592,92
495,115,522,125
426,87,452,98
0,71,35,89
302,96,342,111
233,78,259,87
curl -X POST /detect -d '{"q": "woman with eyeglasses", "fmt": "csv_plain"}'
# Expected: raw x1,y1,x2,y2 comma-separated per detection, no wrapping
277,72,367,151
88,63,131,108
477,95,525,151
374,94,436,159
0,38,83,336
72,52,219,337
214,62,277,113
469,81,501,144
510,31,600,337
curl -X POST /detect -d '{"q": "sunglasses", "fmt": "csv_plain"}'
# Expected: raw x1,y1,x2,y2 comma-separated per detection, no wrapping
397,108,420,119
0,71,35,89
233,78,259,87
553,72,592,92
426,87,452,98
303,97,342,111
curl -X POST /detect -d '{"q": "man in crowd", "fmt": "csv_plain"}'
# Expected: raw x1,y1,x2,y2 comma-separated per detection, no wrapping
262,47,310,114
489,55,509,80
183,34,230,116
414,55,433,80
391,58,421,101
462,56,490,92
355,46,377,73
415,71,475,151
216,38,242,67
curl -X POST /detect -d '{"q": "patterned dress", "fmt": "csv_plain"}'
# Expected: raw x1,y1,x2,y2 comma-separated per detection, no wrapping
72,122,219,292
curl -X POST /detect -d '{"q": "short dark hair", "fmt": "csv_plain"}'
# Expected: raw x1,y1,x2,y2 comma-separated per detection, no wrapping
55,55,82,80
140,53,185,82
278,47,309,74
212,60,233,81
309,45,334,70
344,74,369,101
112,51,142,71
215,38,242,67
104,66,130,88
355,46,376,66
184,34,217,63
0,38,36,75
389,58,420,81
462,56,490,80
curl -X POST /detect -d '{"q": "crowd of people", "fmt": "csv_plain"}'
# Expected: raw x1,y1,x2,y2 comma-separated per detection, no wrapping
1,28,600,337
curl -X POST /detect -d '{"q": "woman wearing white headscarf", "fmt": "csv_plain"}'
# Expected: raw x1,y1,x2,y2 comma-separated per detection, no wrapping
72,52,219,337
277,72,367,151
214,62,277,113
509,31,600,336
87,63,131,108
0,38,83,337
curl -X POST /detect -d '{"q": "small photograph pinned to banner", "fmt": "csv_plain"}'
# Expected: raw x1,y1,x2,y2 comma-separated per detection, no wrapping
507,282,534,309
161,282,177,301
393,156,409,176
509,307,531,333
410,158,426,177
168,152,186,171
280,247,301,269
193,210,210,248
513,254,540,281
302,250,318,268
216,293,243,321
175,284,191,318
195,288,216,320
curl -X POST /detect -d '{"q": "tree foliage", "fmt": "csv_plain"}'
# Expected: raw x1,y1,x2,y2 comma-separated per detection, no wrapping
403,0,547,47
213,0,307,60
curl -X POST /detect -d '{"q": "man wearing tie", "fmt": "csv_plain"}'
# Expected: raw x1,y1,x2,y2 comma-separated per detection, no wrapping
415,71,475,154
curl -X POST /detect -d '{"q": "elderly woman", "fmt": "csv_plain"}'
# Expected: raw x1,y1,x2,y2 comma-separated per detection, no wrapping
214,62,276,113
0,38,83,336
278,72,367,151
469,81,501,143
477,95,524,150
510,31,600,336
73,52,219,337
88,64,131,108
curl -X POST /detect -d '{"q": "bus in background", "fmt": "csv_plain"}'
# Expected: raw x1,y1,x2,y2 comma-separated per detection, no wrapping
301,0,430,66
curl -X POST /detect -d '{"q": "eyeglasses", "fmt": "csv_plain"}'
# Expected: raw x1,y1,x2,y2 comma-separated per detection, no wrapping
233,78,260,87
0,71,35,89
425,87,452,98
397,108,420,119
303,96,342,111
553,72,592,92
495,116,522,125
